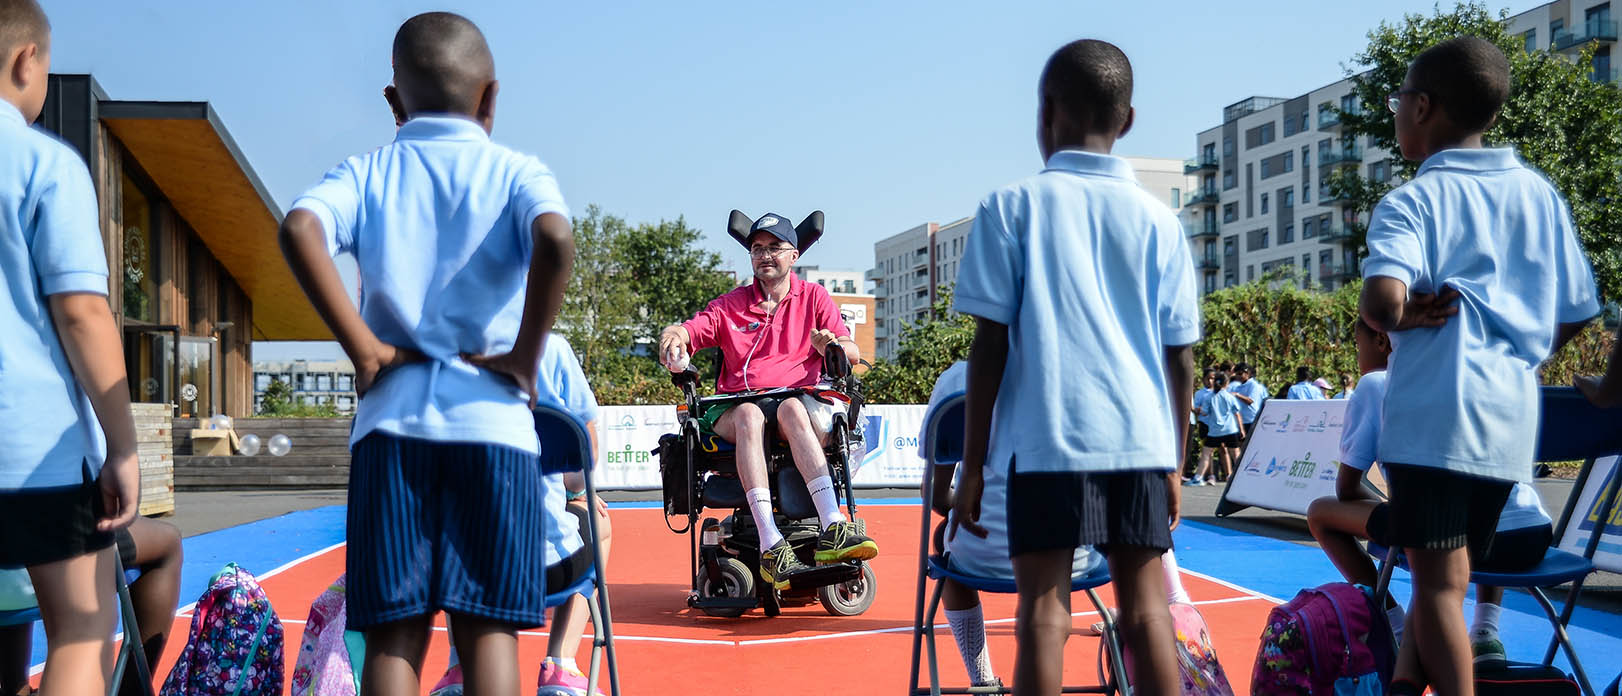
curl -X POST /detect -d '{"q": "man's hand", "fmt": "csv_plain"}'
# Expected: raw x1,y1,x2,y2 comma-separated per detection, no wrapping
463,349,541,407
659,327,689,370
96,451,141,532
1166,472,1182,532
356,340,428,397
810,328,838,355
1576,374,1622,408
1394,285,1461,331
948,462,989,540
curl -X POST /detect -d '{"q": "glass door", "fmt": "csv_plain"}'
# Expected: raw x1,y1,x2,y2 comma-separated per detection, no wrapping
124,326,177,411
176,337,217,419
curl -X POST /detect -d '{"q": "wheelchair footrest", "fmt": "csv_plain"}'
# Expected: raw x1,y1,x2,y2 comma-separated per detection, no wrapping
785,563,862,591
689,596,757,611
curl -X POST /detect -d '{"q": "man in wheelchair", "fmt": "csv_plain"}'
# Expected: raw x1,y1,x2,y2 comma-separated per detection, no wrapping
658,210,878,592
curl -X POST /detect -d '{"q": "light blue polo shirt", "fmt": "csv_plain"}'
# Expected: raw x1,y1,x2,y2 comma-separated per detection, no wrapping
1232,378,1268,423
1286,381,1325,400
1193,387,1213,426
1205,390,1241,438
292,115,570,455
954,150,1201,474
1363,148,1599,483
536,333,599,567
0,100,108,490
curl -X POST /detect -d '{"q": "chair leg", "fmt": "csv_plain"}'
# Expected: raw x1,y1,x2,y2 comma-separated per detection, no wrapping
1528,588,1596,696
924,581,946,696
111,556,155,696
1543,575,1589,666
586,594,603,696
1087,588,1130,696
581,466,620,696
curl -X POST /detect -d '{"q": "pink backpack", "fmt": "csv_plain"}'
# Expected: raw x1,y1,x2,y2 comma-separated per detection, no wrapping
1115,602,1236,696
290,575,364,696
1252,583,1395,696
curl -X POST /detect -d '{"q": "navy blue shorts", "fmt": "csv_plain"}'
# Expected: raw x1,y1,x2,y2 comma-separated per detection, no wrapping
1006,458,1173,557
346,433,549,630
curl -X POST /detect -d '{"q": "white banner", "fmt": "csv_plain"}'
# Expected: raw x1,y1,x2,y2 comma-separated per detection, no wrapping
1557,455,1622,574
585,404,931,490
1219,399,1349,517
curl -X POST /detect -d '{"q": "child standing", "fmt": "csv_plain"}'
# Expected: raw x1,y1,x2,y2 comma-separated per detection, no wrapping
950,39,1200,696
1360,37,1599,695
1187,369,1215,483
0,2,142,694
280,13,575,696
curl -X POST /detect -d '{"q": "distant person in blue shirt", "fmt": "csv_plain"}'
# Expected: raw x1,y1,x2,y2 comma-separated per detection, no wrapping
0,3,142,693
1334,373,1356,399
1190,372,1244,486
1229,362,1269,430
949,39,1199,696
1360,37,1599,696
1186,369,1216,483
280,13,576,696
1285,366,1324,400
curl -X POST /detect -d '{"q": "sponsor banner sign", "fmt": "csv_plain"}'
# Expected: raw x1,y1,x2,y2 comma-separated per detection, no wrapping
587,404,932,490
1219,399,1349,517
1557,455,1622,574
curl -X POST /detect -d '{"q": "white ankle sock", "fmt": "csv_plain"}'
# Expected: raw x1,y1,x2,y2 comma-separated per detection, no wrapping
1471,602,1502,638
805,475,847,527
548,655,580,673
747,488,785,549
1162,550,1192,604
945,605,996,686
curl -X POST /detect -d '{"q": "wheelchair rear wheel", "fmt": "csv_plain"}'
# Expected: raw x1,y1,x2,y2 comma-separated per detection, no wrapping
817,561,877,616
696,557,754,618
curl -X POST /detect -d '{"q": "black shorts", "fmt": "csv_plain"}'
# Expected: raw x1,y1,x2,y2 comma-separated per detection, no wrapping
1006,458,1172,557
1206,432,1242,448
1381,464,1514,554
0,465,116,569
1368,505,1551,572
1196,422,1210,440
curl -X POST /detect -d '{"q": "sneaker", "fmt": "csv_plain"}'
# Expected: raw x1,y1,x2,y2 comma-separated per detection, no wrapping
1472,631,1507,669
972,677,1005,690
537,657,606,696
814,520,879,563
1182,477,1204,487
760,539,810,589
429,664,464,696
1202,478,1216,486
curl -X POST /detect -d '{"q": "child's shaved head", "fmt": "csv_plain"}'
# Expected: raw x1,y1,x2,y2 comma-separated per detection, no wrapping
1407,36,1509,132
0,0,50,58
391,12,494,116
1040,39,1133,134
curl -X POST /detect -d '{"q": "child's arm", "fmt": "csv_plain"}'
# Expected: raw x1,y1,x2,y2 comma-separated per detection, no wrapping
1333,464,1374,503
1232,392,1254,405
950,317,1008,541
1359,277,1461,333
1164,345,1195,529
1551,319,1593,357
49,294,140,531
461,214,575,404
279,210,425,395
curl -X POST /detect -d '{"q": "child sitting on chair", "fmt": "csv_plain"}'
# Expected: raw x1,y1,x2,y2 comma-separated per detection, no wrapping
1307,318,1555,668
432,333,610,696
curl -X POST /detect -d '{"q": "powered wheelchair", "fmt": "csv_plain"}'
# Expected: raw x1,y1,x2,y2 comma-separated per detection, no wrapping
657,348,877,618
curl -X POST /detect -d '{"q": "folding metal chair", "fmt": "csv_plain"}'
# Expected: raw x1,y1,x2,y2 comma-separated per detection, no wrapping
0,560,154,696
1371,386,1622,696
534,404,621,696
907,391,1129,696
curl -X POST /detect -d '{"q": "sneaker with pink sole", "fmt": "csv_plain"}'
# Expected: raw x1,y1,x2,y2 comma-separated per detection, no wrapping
429,664,464,696
536,658,605,696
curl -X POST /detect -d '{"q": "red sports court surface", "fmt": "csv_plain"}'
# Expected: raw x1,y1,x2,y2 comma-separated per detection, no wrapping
133,504,1275,695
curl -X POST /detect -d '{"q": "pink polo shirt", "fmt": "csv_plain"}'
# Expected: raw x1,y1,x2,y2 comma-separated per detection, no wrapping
682,273,851,394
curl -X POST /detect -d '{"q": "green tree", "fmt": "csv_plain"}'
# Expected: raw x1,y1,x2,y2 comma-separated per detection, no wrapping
862,287,975,403
558,206,638,377
255,378,340,417
1328,1,1622,299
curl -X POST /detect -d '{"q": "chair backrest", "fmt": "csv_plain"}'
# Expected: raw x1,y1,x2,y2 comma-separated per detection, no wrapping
1536,386,1622,463
920,392,966,467
534,404,593,476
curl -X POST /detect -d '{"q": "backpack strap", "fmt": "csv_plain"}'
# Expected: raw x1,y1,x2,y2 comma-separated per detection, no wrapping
229,594,275,696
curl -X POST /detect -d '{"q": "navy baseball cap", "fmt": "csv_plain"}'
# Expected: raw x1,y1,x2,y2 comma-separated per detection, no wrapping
748,213,797,249
726,210,825,254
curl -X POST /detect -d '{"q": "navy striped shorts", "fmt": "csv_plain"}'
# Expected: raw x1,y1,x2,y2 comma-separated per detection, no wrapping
346,433,549,630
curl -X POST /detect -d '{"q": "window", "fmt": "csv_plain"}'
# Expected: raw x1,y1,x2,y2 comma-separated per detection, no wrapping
255,374,270,391
1223,136,1234,157
1246,122,1277,148
1281,224,1294,244
1370,160,1390,183
1320,250,1333,275
1205,275,1217,294
301,374,316,391
1260,158,1271,178
1247,228,1270,251
1245,163,1254,217
1170,187,1182,209
1283,151,1295,174
338,374,353,391
1203,143,1216,161
316,374,332,391
1339,94,1359,115
1224,273,1236,288
1223,203,1238,222
1246,265,1255,282
120,171,157,323
1223,170,1237,189
1524,28,1537,52
1302,183,1311,204
1260,193,1269,214
1594,46,1612,83
1282,187,1295,208
1303,218,1316,239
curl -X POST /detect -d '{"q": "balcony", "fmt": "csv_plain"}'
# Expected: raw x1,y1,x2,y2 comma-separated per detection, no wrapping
1188,221,1220,240
1553,19,1617,52
1184,153,1220,174
1319,146,1363,167
1195,255,1222,272
1316,109,1341,131
1318,224,1358,244
1319,185,1355,206
1183,187,1220,207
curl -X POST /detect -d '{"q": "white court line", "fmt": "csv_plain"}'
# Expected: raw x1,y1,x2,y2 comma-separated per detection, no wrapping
1179,567,1286,605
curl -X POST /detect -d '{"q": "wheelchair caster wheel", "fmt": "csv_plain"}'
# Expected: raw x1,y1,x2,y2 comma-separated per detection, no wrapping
762,586,782,617
818,562,877,616
696,557,754,618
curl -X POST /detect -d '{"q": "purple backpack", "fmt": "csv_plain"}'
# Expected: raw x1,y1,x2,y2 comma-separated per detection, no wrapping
161,563,284,696
1252,583,1394,696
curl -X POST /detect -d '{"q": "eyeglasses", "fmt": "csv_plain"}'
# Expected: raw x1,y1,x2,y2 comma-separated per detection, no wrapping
1387,88,1423,114
749,246,796,259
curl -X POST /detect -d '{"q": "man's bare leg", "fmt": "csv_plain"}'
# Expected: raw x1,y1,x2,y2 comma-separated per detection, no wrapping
714,401,804,584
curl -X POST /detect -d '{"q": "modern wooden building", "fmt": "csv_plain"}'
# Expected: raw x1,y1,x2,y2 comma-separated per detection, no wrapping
37,74,328,420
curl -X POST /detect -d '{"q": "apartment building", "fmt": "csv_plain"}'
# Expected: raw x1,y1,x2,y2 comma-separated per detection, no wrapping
1186,0,1615,296
253,360,358,414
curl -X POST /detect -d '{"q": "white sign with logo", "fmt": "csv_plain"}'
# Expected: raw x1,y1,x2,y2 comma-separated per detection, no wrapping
584,404,931,490
1556,455,1622,574
1218,399,1349,517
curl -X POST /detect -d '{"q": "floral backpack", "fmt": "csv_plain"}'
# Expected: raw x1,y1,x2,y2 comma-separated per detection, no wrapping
1115,601,1235,696
291,575,366,696
161,563,284,696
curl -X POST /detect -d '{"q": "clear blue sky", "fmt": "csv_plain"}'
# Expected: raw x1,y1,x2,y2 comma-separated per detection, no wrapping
47,0,1542,361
